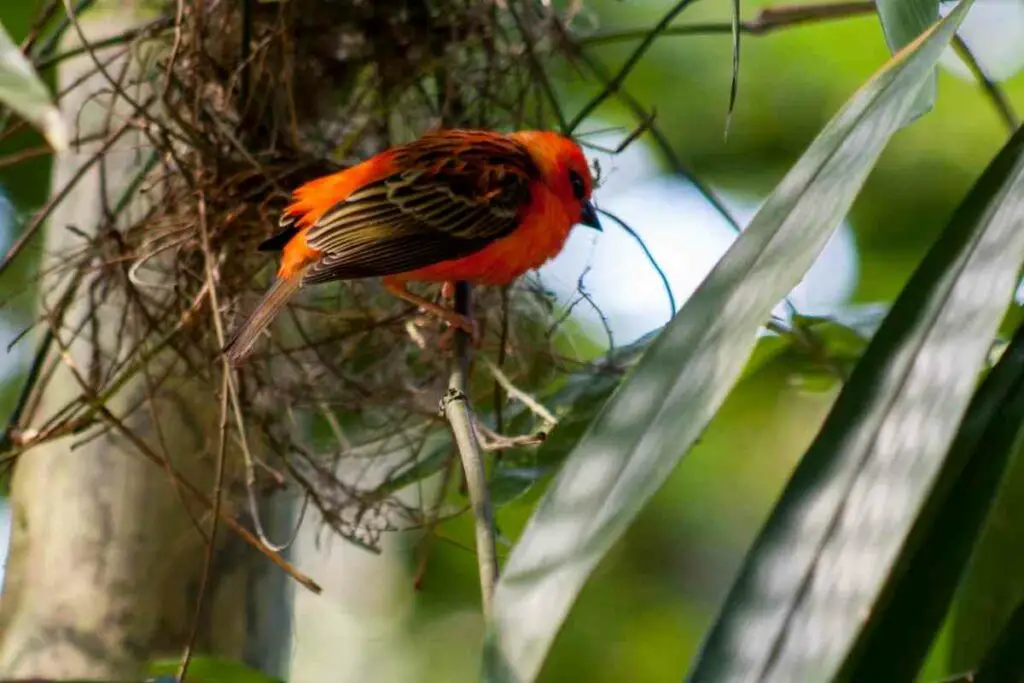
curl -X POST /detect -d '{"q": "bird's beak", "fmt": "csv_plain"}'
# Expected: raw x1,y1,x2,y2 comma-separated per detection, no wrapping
580,201,602,231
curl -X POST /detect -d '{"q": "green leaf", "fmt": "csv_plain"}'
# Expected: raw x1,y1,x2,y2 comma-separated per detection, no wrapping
973,598,1024,683
481,4,972,681
846,313,1024,680
740,333,793,381
951,416,1024,667
488,332,655,506
0,18,66,150
148,656,283,683
875,0,940,121
690,44,1024,683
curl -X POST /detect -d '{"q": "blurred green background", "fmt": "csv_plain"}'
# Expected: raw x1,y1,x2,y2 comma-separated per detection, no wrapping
3,0,1024,681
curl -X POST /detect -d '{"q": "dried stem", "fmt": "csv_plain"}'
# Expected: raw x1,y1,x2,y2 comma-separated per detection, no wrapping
481,356,557,427
177,369,230,681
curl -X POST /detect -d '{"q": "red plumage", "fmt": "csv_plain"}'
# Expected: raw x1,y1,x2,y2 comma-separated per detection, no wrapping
225,129,600,364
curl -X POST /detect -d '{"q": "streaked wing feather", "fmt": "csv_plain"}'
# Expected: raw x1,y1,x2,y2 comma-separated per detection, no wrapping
302,132,537,282
303,234,491,284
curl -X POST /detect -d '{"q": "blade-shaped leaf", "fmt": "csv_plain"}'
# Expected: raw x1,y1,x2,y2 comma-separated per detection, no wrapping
0,19,66,150
847,313,1024,679
950,409,1024,668
974,598,1024,683
689,57,1024,683
875,0,940,121
481,5,972,681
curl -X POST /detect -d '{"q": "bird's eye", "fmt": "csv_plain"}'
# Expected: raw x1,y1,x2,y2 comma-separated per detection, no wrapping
568,169,586,200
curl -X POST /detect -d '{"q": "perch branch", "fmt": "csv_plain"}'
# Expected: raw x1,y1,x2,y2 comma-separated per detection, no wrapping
442,282,498,617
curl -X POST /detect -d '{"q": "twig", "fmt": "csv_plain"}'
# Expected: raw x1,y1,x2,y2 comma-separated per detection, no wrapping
727,0,740,138
480,356,557,427
474,422,548,451
33,17,173,70
97,403,321,594
196,188,290,553
579,1,877,46
596,208,676,321
952,35,1019,134
34,291,320,593
442,282,498,617
492,286,511,458
178,369,230,682
568,0,700,131
0,113,141,281
412,453,457,591
507,2,569,132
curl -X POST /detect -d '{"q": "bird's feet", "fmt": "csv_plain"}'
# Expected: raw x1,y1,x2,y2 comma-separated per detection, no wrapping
437,312,482,350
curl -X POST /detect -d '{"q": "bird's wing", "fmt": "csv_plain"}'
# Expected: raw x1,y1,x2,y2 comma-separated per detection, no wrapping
301,132,538,284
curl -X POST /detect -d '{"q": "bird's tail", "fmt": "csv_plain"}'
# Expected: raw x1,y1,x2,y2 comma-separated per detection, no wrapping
224,270,305,365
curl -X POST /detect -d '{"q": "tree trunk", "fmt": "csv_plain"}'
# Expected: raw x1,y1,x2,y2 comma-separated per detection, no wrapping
0,6,290,678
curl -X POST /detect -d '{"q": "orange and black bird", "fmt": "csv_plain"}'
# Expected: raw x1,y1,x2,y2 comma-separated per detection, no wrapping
224,129,601,364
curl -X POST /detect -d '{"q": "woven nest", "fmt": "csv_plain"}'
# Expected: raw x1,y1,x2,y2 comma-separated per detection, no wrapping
3,0,644,550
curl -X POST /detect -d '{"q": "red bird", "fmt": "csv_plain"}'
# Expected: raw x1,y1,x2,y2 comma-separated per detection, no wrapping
225,129,601,364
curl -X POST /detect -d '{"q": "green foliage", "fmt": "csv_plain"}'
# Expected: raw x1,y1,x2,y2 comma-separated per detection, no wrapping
0,17,65,150
849,313,1024,681
482,4,972,681
874,0,939,120
951,415,1024,670
5,1,1024,682
148,656,284,683
972,599,1024,682
692,111,1024,682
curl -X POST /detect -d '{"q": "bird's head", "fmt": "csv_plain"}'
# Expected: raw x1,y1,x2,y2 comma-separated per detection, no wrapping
511,131,602,232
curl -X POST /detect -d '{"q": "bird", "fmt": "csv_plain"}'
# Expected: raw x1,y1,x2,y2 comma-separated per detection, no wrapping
224,128,602,365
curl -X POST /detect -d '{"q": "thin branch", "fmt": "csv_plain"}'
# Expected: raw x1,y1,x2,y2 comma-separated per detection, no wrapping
178,369,230,682
597,208,676,322
580,1,877,46
442,282,498,617
412,453,457,591
33,17,173,71
474,422,548,451
727,0,740,138
196,187,290,553
568,0,700,131
97,403,322,594
952,35,1020,134
480,356,557,427
0,113,142,281
34,291,321,593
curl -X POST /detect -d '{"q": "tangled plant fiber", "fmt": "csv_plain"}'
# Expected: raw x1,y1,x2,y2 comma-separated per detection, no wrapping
0,0,645,562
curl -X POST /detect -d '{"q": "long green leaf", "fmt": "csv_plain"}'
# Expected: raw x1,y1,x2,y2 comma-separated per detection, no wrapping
0,18,66,150
950,415,1024,668
689,53,1024,683
974,598,1024,683
481,5,972,681
847,301,1024,677
875,0,939,121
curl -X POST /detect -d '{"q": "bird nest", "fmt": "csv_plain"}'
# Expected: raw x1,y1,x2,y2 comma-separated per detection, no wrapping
1,0,651,560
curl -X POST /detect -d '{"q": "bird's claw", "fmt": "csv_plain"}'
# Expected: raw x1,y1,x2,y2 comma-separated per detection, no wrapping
438,314,481,350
